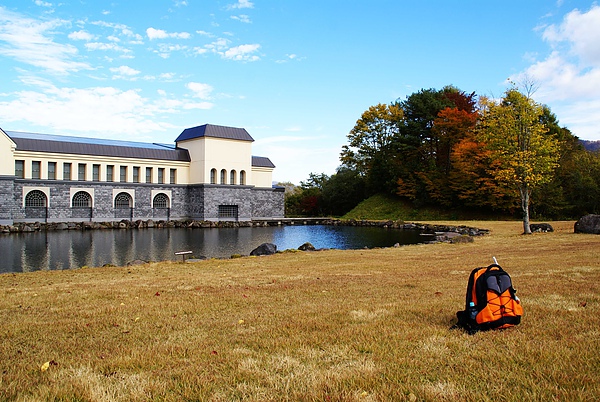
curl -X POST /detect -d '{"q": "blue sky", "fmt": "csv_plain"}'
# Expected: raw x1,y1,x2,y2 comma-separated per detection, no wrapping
1,1,599,184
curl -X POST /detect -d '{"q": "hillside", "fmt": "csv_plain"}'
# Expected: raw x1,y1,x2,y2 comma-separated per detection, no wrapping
581,139,600,152
341,193,507,221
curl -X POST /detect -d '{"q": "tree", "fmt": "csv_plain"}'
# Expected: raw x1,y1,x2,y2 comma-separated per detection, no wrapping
340,103,404,194
395,86,478,206
479,89,560,234
320,167,366,216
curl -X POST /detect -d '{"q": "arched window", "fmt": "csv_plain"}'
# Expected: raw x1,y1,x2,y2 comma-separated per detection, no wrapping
153,193,169,208
230,170,236,185
25,190,47,207
114,192,132,209
220,169,226,185
210,168,217,184
239,170,246,185
72,191,92,207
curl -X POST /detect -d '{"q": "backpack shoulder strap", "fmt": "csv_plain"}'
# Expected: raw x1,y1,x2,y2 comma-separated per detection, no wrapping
465,266,486,309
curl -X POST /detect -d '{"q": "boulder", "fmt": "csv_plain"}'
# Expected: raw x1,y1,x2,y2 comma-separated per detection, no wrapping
530,223,554,233
298,242,316,251
250,243,277,256
450,235,475,244
574,214,600,234
56,222,69,230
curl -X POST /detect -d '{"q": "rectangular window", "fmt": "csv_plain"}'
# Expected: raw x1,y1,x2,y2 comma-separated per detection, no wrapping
93,164,100,181
106,165,114,182
218,205,239,219
15,160,24,178
78,163,86,181
158,168,164,184
32,161,41,179
170,168,176,184
48,162,56,180
146,167,152,183
133,166,140,183
63,163,71,180
120,166,127,183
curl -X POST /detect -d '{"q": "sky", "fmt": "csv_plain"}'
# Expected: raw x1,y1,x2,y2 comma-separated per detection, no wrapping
1,1,600,185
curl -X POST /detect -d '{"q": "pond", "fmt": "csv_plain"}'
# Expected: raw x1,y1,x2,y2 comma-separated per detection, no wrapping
0,225,426,273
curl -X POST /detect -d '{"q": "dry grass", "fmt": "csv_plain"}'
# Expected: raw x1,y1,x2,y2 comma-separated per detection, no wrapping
0,221,599,401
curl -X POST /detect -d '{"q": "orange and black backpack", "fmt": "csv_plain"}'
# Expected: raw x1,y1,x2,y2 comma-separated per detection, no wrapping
453,263,523,333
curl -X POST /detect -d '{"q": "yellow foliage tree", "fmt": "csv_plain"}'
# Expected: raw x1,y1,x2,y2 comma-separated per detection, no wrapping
479,89,560,234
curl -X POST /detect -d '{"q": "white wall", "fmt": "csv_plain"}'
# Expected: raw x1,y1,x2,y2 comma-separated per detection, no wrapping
0,129,16,176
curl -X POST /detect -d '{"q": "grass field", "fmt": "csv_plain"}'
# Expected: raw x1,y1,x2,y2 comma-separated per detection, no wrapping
1,221,599,401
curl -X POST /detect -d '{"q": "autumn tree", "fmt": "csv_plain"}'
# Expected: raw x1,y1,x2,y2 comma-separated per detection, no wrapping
479,89,560,234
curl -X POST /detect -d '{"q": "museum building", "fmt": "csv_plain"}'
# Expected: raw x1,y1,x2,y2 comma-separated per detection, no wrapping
0,124,284,225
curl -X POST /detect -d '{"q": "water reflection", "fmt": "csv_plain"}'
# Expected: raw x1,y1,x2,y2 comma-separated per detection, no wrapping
0,225,424,273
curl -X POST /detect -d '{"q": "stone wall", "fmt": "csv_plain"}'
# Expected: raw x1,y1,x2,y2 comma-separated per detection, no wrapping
0,176,15,225
6,179,283,224
252,187,285,219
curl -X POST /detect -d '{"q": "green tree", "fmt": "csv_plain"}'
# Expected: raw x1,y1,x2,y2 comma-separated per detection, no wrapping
320,167,366,216
479,89,560,233
340,103,404,194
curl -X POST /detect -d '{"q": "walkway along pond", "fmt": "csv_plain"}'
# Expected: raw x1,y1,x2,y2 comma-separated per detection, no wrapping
0,219,489,273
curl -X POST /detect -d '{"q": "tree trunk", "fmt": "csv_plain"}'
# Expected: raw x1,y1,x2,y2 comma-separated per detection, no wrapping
520,185,532,234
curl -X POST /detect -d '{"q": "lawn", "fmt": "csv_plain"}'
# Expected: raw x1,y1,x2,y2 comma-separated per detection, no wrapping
1,221,598,401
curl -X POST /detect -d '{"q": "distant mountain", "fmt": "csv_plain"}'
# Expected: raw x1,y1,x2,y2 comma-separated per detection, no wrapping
580,140,600,152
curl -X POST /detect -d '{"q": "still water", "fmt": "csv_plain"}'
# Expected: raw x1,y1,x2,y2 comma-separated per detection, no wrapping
0,225,425,273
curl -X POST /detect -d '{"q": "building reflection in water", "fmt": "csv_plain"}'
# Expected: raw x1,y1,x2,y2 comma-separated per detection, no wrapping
0,226,424,273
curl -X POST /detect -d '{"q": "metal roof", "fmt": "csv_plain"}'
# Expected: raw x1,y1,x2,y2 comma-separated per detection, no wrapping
8,131,190,162
252,156,276,168
175,124,254,143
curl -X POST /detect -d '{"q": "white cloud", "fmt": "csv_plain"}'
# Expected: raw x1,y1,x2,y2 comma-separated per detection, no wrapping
0,81,214,136
223,43,260,61
231,15,251,24
0,7,91,74
513,4,600,140
68,30,95,41
110,65,140,78
146,27,191,40
228,0,254,10
34,0,52,7
186,82,213,99
84,42,131,55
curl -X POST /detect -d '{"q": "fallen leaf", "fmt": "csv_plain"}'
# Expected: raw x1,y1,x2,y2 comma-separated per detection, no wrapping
238,319,245,325
155,292,161,296
40,361,50,372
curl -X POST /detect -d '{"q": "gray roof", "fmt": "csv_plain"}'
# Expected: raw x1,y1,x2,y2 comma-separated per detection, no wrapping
176,124,254,143
7,131,190,162
252,156,276,168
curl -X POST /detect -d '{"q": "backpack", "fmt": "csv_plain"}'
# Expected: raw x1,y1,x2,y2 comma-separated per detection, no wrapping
453,263,523,333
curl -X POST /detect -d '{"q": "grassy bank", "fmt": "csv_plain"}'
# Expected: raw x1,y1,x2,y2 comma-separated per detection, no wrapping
342,194,512,221
1,221,599,401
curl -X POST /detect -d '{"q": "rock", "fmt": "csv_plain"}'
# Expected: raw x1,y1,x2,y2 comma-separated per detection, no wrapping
298,242,316,251
435,231,462,242
250,242,277,256
450,235,475,244
56,222,69,230
22,225,34,232
147,219,154,228
574,214,600,234
530,223,554,233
